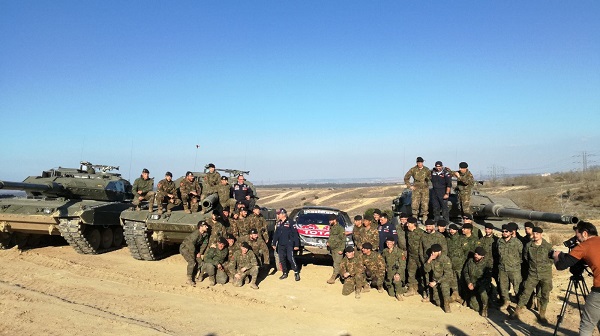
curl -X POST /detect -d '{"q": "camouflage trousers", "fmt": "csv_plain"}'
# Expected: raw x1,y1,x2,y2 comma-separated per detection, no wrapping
132,191,156,207
220,198,237,213
331,251,344,277
182,193,200,212
156,191,182,211
385,272,407,296
342,274,366,296
428,283,451,306
200,262,228,284
406,257,421,288
517,274,552,310
181,250,200,279
466,283,490,312
458,191,472,215
232,266,259,287
499,269,522,303
365,269,385,288
411,187,429,219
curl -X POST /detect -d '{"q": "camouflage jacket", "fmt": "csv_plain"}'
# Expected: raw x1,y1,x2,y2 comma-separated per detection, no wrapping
421,231,448,263
446,234,467,271
234,250,258,271
207,219,228,247
404,165,431,189
497,237,523,272
456,170,475,192
132,176,154,195
339,255,365,278
424,254,453,285
328,224,346,254
241,237,270,264
203,171,221,190
227,242,241,263
362,226,380,250
353,225,365,248
248,213,269,242
362,251,385,276
524,239,553,277
478,234,499,264
406,228,425,262
217,184,232,204
157,178,177,195
204,246,229,266
462,234,479,256
180,178,201,196
230,217,251,238
463,257,492,288
180,230,209,256
382,246,406,275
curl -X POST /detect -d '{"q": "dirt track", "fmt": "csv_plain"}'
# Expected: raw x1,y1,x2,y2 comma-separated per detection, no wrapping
0,243,587,336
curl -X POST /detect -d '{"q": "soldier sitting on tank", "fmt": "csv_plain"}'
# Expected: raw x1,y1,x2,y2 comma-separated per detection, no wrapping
156,171,182,214
180,171,202,214
132,168,156,212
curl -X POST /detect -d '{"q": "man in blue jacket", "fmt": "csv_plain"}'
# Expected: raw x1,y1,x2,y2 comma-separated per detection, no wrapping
272,208,301,281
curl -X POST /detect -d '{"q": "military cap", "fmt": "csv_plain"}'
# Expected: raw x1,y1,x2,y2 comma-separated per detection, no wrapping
344,246,355,253
363,214,374,221
399,212,409,218
207,163,215,168
501,224,509,231
449,224,459,230
362,242,373,250
462,223,473,230
253,205,261,210
240,207,248,212
221,176,228,180
431,244,442,252
484,222,495,229
211,210,221,218
354,215,363,221
532,227,543,233
241,242,251,250
507,222,518,231
218,237,228,245
186,171,193,176
249,228,258,234
407,217,418,224
425,218,436,226
416,157,424,162
459,162,468,168
236,200,245,205
435,161,443,167
198,221,209,227
463,214,473,220
524,221,535,228
165,171,172,177
373,209,382,215
276,208,287,215
142,168,150,174
436,220,447,227
474,246,486,256
328,214,337,221
226,233,236,240
380,213,389,219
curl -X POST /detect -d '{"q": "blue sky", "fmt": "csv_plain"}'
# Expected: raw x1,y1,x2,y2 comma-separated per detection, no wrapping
1,1,598,184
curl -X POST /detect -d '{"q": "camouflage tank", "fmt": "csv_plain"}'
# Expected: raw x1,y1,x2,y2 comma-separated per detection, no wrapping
0,162,133,253
121,165,275,261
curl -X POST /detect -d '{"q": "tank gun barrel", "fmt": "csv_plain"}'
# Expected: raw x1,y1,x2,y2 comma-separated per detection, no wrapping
202,193,219,210
0,180,64,194
481,204,579,225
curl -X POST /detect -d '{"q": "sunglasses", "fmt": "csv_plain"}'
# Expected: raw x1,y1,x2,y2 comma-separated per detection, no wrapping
501,230,509,233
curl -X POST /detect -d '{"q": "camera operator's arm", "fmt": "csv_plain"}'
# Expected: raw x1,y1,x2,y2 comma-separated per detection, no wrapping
553,250,581,271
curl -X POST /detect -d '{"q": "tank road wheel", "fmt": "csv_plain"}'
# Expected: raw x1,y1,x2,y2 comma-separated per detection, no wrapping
100,228,113,250
112,226,124,247
0,232,13,249
85,228,101,251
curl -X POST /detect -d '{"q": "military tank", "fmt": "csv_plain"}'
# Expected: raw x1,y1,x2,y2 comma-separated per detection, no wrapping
121,165,275,261
0,161,133,253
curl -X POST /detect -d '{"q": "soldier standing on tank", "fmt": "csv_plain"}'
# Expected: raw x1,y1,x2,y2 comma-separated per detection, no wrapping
463,246,492,317
271,208,301,281
132,168,156,212
231,175,253,209
180,221,210,286
382,238,408,301
156,172,182,214
497,223,524,310
326,213,346,284
200,237,229,286
232,242,260,289
454,162,475,216
361,242,386,293
404,157,431,222
202,163,221,198
217,176,236,212
431,161,452,222
446,223,466,303
377,213,398,252
180,171,202,214
512,227,553,323
424,243,454,313
405,217,424,297
248,205,269,243
339,246,366,299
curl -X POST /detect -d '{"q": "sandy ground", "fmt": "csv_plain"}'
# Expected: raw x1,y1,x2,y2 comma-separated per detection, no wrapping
0,241,592,336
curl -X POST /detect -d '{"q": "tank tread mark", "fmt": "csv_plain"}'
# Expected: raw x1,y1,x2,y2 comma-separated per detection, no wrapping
122,220,160,261
58,219,121,255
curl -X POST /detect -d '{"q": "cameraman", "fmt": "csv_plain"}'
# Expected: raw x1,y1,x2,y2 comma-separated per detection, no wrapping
553,221,600,335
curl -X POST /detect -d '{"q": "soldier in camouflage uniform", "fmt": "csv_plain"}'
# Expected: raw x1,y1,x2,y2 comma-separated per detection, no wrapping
453,162,475,216
248,205,269,243
421,219,448,301
231,207,251,240
362,215,380,252
339,246,366,299
200,237,229,286
243,228,271,267
155,172,182,214
327,214,346,284
405,217,424,296
232,242,260,289
461,223,480,258
382,238,407,300
497,223,524,309
361,243,386,292
223,234,240,283
512,227,553,323
217,176,236,212
479,222,500,304
180,171,202,214
132,168,155,212
206,210,228,248
352,215,364,248
463,247,493,317
179,221,210,286
404,156,431,222
424,244,454,313
446,224,466,303
202,163,221,198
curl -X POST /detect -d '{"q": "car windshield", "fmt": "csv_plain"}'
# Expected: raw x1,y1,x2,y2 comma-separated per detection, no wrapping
295,211,348,228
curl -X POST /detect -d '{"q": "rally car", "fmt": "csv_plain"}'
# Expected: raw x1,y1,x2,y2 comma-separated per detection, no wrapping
288,206,354,255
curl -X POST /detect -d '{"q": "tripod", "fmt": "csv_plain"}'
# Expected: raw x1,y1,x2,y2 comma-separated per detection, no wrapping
553,271,590,336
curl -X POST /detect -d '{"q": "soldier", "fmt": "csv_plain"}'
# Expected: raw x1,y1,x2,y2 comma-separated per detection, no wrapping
339,246,365,299
430,161,452,222
461,223,479,258
377,213,398,252
232,207,251,240
200,237,229,286
372,209,382,226
352,215,364,248
243,228,271,268
424,244,454,313
398,212,410,232
132,168,155,212
521,222,534,246
437,220,449,238
512,227,553,323
463,247,493,317
179,221,210,286
421,219,448,302
232,242,260,289
463,214,483,238
326,213,346,284
362,214,381,251
271,208,301,281
202,163,221,197
155,172,181,214
217,176,236,212
206,210,227,248
180,171,202,214
404,157,431,222
446,223,466,303
382,238,407,301
405,217,424,297
231,175,254,209
479,222,500,304
361,242,386,293
453,162,475,216
497,223,524,310
248,205,269,243
223,234,240,283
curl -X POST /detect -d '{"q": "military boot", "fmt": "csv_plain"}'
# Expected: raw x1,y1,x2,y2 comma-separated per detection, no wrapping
404,285,417,297
187,278,196,287
294,272,301,281
362,284,371,293
135,206,141,211
481,304,488,317
395,293,404,301
538,307,548,323
184,207,192,214
444,302,451,313
157,206,163,215
191,203,199,213
355,288,362,299
422,215,428,223
511,306,523,320
208,276,216,286
421,294,430,303
326,275,337,284
147,200,153,213
451,291,461,303
250,279,259,289
377,285,385,293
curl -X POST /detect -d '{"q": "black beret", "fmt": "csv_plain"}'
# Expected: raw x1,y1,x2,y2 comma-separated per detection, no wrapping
362,242,373,250
165,171,172,177
532,227,543,233
463,214,473,220
363,214,374,221
207,163,215,168
449,224,459,230
501,224,509,231
462,223,473,230
328,214,337,221
221,176,228,180
354,215,363,220
380,213,389,219
459,162,468,168
186,171,193,176
507,222,518,231
211,210,221,218
142,168,150,174
436,220,447,227
240,207,248,212
241,242,251,250
431,244,442,252
344,246,355,253
198,221,209,227
524,222,535,228
435,161,443,166
249,228,258,234
484,223,495,229
408,217,418,224
399,212,409,218
425,219,436,225
253,205,261,210
226,233,236,240
474,246,486,256
416,156,424,162
218,237,228,245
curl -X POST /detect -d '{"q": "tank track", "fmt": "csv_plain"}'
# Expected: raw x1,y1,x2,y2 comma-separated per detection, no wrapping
122,220,161,261
58,219,121,255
